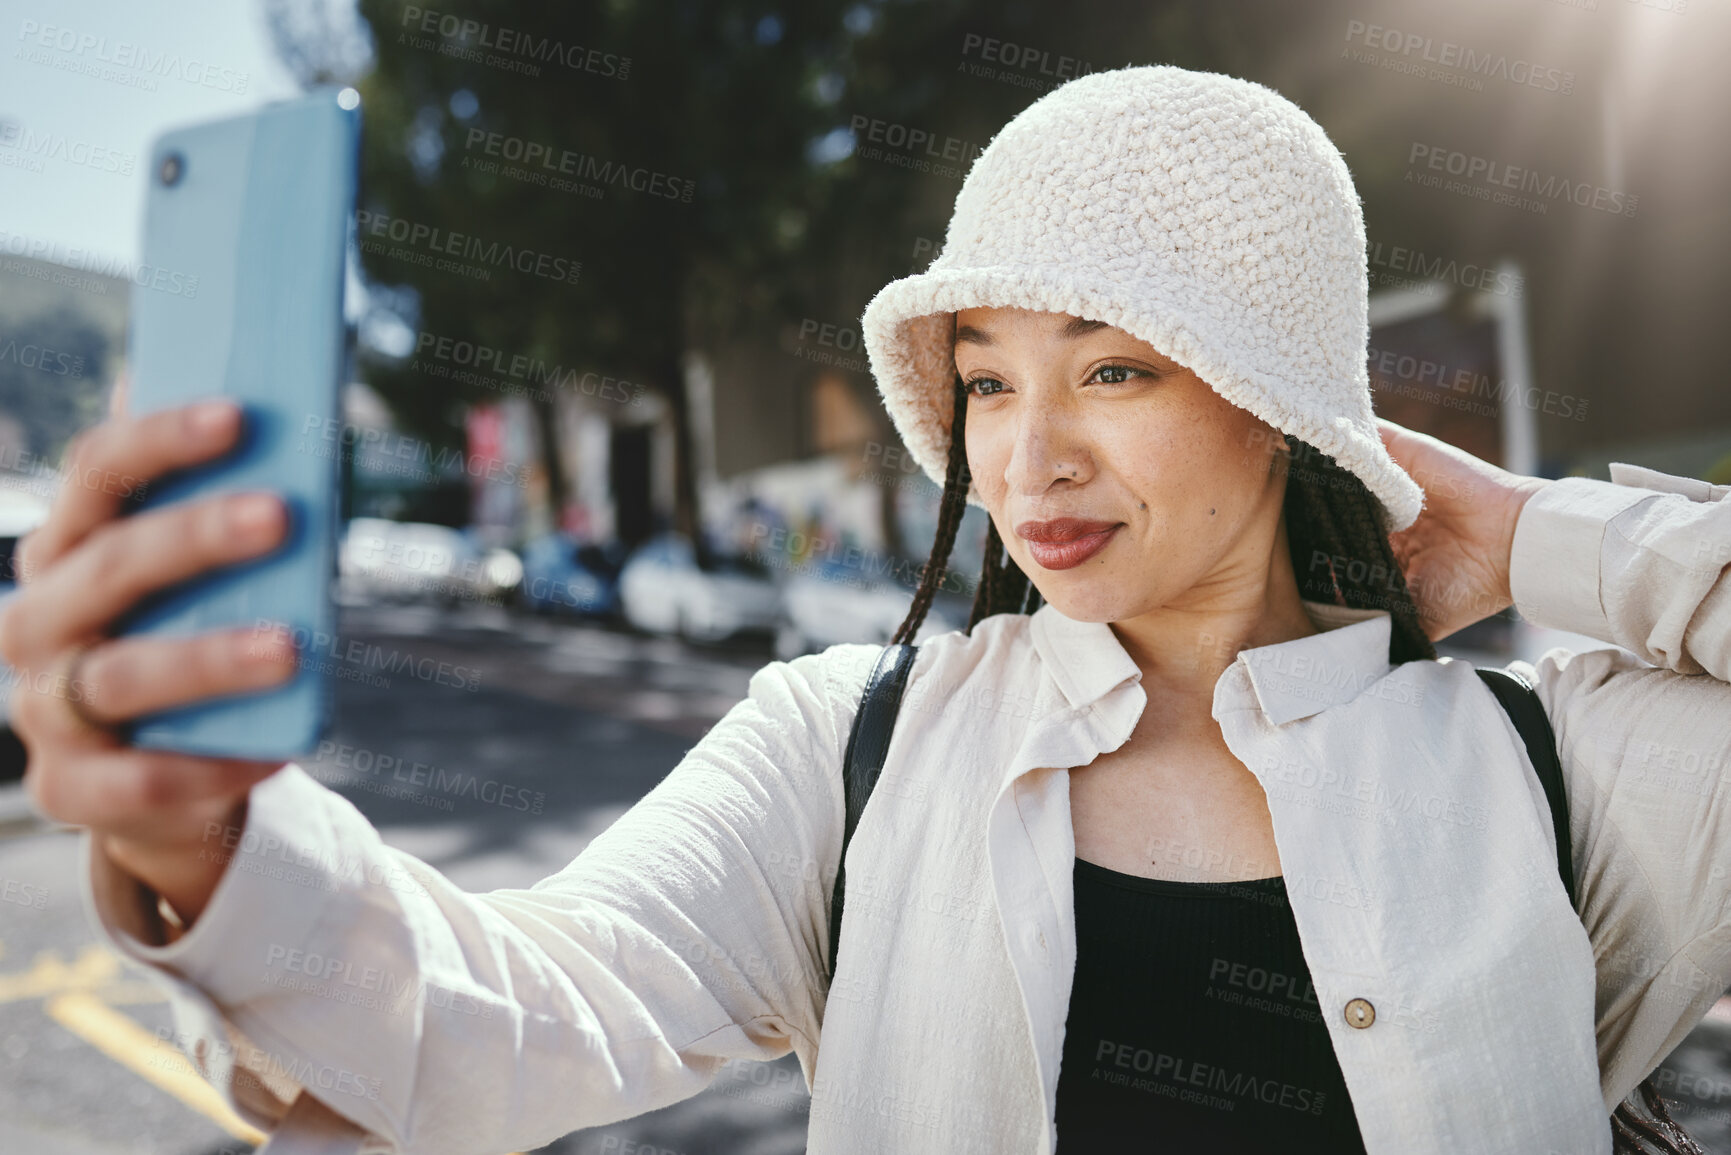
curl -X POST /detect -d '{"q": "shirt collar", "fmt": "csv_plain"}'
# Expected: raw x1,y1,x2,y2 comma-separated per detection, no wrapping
1028,598,1395,726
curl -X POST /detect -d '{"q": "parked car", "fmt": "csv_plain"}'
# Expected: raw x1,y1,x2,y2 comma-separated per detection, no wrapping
618,532,781,643
0,492,48,593
776,561,961,659
0,491,51,780
517,533,624,619
338,518,519,605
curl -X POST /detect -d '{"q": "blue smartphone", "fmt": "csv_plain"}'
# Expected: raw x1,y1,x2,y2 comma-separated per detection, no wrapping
116,88,360,760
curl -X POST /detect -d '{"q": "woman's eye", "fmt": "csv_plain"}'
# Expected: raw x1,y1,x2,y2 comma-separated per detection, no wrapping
1093,364,1146,385
963,367,1148,396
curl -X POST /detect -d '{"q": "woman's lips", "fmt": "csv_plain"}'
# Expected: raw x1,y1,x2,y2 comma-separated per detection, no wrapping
1015,518,1124,571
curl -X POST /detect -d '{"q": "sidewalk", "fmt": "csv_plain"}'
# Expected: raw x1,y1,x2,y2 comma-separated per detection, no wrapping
0,779,46,839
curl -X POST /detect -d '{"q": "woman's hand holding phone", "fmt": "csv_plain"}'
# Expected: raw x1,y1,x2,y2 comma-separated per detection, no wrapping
0,390,301,930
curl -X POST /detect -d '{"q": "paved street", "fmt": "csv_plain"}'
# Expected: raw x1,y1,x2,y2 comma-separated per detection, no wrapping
3,600,1730,1153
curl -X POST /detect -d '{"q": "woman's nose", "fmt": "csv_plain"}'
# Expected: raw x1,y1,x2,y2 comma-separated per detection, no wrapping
1001,396,1091,496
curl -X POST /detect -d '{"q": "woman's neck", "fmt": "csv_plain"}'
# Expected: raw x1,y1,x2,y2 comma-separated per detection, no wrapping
1109,585,1320,707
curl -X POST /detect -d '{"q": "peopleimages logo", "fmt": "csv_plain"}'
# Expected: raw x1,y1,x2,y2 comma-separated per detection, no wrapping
848,113,985,166
461,129,695,203
314,739,547,815
299,416,529,488
956,32,1099,93
1406,143,1637,218
0,877,48,910
15,20,250,93
0,230,198,296
0,123,135,176
398,7,630,79
0,336,85,377
410,331,647,407
152,1027,383,1103
1366,241,1524,298
1344,19,1575,95
354,210,581,285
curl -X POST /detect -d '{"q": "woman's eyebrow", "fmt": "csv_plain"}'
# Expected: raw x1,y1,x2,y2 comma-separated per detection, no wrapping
1061,317,1110,339
954,317,1110,347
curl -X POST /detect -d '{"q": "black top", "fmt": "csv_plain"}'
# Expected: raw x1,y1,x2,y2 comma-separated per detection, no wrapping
1053,857,1368,1153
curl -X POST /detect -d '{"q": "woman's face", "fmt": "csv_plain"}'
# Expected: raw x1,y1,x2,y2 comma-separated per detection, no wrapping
955,306,1291,624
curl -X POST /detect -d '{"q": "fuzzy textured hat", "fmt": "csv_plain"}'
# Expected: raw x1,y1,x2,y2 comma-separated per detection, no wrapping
860,64,1425,533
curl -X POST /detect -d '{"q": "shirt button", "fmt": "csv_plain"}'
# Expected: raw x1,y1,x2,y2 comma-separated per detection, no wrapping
1344,998,1376,1029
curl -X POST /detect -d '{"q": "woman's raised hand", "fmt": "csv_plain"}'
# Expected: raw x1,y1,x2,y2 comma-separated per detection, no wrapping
0,390,300,928
1374,416,1551,642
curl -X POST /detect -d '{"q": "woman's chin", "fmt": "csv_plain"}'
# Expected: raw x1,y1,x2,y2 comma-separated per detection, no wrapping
1028,581,1135,624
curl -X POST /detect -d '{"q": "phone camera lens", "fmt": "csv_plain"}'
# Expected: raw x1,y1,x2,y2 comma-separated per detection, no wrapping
159,152,185,186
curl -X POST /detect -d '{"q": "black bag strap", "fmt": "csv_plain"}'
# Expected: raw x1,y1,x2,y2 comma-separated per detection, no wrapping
1475,666,1577,909
826,642,918,984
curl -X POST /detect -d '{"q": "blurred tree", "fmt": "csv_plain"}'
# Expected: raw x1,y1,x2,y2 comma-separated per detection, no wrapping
268,0,899,560
260,0,1253,564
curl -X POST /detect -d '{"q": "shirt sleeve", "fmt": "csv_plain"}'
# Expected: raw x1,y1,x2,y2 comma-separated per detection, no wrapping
1504,464,1731,1108
79,641,884,1155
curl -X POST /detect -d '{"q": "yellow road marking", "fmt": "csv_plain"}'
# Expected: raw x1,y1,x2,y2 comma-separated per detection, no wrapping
12,943,526,1152
45,990,268,1145
0,944,124,1003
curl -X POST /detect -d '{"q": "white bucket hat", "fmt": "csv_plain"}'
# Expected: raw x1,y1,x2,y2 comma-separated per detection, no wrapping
860,64,1426,533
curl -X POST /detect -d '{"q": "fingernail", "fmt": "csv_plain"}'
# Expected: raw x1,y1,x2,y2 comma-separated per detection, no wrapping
231,493,282,537
245,624,293,658
190,399,237,436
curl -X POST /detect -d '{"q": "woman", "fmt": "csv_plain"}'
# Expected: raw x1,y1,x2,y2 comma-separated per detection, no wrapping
4,65,1728,1155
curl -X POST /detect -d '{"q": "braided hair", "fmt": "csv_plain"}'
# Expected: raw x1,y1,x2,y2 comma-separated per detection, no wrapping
887,375,1705,1155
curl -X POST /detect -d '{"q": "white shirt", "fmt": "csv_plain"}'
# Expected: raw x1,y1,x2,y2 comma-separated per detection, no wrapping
83,463,1731,1155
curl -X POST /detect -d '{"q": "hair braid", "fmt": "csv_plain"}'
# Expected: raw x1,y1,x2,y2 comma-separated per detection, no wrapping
891,376,973,646
1280,434,1435,664
984,520,1032,622
1605,1082,1709,1154
970,518,1003,632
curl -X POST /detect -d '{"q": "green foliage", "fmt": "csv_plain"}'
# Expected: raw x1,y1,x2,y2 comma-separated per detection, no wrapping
269,0,1253,531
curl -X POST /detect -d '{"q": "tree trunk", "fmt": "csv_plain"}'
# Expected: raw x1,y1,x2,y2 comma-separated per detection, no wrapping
653,346,708,569
529,390,568,532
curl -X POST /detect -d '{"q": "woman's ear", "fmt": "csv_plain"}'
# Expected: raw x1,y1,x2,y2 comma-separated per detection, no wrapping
1248,424,1293,477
